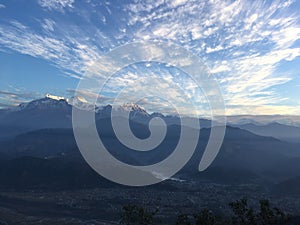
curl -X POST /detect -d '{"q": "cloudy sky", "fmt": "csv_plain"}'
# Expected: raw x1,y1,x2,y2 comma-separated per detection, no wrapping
0,0,299,115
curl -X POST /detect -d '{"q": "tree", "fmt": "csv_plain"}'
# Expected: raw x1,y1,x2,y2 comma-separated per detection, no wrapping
194,208,223,225
229,197,256,225
120,198,292,225
257,199,291,225
176,209,224,225
119,204,159,225
176,214,192,225
229,198,291,225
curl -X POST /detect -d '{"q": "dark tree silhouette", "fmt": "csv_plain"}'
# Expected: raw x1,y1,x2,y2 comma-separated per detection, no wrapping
119,204,159,225
257,199,291,225
175,214,192,225
193,209,223,225
229,198,291,225
229,197,256,225
120,198,292,225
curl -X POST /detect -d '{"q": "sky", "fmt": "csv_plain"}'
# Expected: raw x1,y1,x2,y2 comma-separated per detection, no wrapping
0,0,299,115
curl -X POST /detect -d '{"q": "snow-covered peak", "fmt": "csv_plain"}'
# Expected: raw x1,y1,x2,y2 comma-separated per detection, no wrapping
68,95,95,111
120,103,148,114
67,95,88,104
45,93,65,101
67,95,88,105
16,97,70,111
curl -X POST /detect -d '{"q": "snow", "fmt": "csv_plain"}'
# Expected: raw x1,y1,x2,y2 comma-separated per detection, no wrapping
45,93,65,101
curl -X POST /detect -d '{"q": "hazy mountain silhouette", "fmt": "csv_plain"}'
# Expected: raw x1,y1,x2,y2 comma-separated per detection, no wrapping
1,124,300,184
1,97,300,190
235,122,300,143
0,97,210,140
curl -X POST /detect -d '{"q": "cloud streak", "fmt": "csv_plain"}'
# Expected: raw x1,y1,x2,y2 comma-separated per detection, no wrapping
125,0,300,114
0,90,42,107
0,0,299,115
38,0,75,11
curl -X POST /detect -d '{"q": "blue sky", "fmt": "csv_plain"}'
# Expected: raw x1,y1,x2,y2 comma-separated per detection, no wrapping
0,0,299,115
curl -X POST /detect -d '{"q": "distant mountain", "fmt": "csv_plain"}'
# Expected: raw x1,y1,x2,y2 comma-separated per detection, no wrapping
0,128,78,159
185,126,300,181
119,103,150,116
272,175,300,197
0,156,115,190
1,96,300,184
235,122,300,143
227,115,300,127
0,97,72,140
2,124,300,183
17,97,70,111
0,96,211,140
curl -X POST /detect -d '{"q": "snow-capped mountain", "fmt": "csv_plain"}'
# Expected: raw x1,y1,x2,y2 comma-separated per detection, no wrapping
0,96,73,140
45,93,65,101
68,95,95,112
119,103,149,115
0,95,155,140
116,103,150,121
95,103,150,121
0,94,211,140
17,97,70,111
2,94,299,143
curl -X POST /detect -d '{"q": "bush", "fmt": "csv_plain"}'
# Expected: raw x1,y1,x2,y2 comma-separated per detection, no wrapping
120,204,159,225
120,198,291,225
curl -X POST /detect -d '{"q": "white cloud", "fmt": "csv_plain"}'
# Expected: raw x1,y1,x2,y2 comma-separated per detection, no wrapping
226,105,300,116
206,45,224,53
271,27,300,48
41,19,55,32
0,89,41,107
210,64,230,74
0,4,5,9
168,0,189,8
124,0,300,114
1,0,300,115
38,0,75,11
0,19,104,75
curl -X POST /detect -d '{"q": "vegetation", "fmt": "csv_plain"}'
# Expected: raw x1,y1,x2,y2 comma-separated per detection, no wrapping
120,198,292,225
229,198,290,225
120,204,159,225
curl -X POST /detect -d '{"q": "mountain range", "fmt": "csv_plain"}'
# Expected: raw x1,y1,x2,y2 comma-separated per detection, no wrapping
233,122,300,143
0,96,211,141
1,95,299,141
0,95,300,191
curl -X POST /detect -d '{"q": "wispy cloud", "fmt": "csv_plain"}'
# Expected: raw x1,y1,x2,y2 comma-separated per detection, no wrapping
125,0,300,114
0,20,103,75
0,90,42,107
0,4,5,9
41,19,56,32
38,0,75,11
0,0,299,114
226,104,300,116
